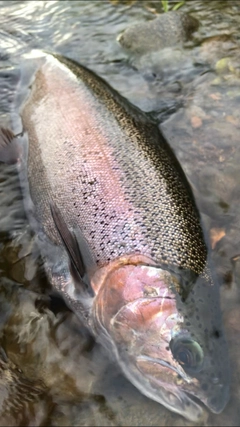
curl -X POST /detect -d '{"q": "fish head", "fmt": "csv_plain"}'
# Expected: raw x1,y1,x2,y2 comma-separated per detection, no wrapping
91,255,230,422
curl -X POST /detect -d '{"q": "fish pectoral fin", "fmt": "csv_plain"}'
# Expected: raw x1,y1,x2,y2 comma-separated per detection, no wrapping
72,225,96,273
0,127,24,164
50,201,95,297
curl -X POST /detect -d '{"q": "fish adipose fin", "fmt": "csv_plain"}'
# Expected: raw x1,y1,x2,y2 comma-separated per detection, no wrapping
50,201,95,297
0,127,24,164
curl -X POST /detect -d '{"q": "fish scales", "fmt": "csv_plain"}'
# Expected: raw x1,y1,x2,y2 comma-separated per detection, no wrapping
21,55,206,274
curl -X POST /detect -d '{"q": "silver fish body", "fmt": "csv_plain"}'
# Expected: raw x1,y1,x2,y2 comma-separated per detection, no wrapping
0,52,229,421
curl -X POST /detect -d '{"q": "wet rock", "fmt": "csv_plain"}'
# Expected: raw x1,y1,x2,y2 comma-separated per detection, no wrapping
125,45,203,123
220,57,240,79
199,35,237,66
191,116,202,128
116,11,205,123
132,46,195,82
215,57,231,73
117,11,199,55
210,227,226,250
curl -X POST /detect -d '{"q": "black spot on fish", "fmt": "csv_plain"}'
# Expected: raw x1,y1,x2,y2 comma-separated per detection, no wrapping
224,270,232,288
213,329,221,338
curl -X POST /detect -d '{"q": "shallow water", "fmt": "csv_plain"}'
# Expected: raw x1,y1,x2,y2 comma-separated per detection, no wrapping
0,0,240,425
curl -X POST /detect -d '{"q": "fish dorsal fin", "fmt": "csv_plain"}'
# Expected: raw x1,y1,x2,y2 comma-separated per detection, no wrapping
0,127,24,164
50,202,95,297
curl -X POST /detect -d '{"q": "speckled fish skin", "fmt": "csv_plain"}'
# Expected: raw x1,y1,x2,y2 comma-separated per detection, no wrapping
21,54,206,273
17,53,230,421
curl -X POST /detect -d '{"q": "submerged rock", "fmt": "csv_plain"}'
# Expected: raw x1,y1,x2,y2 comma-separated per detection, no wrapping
117,11,199,55
116,10,201,122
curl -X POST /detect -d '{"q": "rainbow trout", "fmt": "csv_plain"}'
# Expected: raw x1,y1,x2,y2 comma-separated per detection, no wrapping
0,52,229,421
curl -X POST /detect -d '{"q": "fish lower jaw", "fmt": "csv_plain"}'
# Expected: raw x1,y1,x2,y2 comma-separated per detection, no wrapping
133,355,204,422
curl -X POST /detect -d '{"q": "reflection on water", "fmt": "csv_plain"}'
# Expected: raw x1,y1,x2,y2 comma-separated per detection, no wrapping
0,0,240,425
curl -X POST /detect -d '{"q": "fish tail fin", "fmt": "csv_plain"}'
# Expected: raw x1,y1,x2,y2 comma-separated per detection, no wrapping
0,127,23,164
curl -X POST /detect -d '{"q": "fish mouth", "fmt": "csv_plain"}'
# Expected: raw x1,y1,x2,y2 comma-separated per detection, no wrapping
205,383,230,414
135,355,205,422
136,355,229,419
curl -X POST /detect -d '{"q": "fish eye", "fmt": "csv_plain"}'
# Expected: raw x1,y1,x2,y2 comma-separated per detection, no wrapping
170,336,204,374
